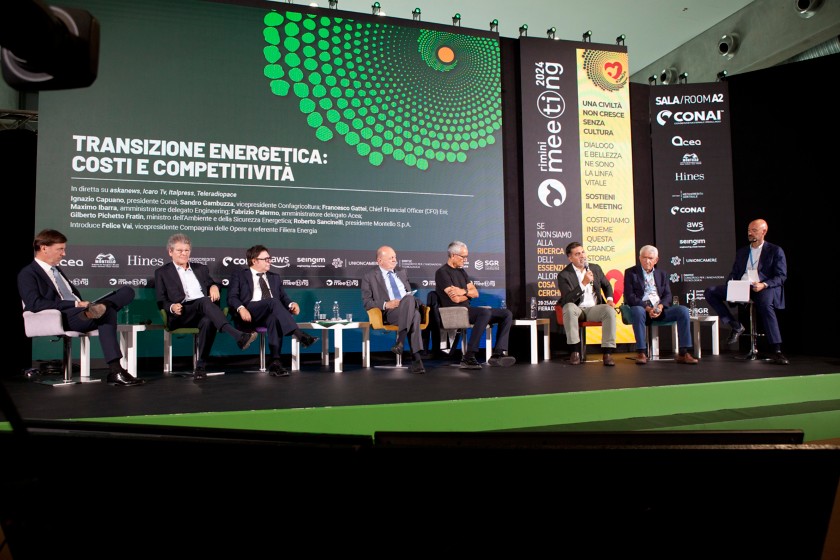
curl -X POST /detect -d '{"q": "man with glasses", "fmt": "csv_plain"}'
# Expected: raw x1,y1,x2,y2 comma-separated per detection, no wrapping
227,244,318,377
434,240,515,370
155,233,258,381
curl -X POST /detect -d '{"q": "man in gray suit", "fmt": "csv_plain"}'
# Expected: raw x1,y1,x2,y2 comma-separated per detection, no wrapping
361,246,425,374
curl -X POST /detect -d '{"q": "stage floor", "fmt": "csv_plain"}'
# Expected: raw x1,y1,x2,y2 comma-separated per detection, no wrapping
4,349,840,426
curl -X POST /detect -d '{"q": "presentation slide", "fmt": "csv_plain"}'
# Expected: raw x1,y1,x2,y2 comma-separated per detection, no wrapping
33,0,506,354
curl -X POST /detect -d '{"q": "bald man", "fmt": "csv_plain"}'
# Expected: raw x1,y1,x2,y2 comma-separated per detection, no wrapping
704,219,788,364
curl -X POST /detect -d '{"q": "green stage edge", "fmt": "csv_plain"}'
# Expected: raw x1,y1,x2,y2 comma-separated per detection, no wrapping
8,374,840,442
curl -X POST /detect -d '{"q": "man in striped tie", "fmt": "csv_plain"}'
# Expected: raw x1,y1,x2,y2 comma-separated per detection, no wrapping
18,229,143,386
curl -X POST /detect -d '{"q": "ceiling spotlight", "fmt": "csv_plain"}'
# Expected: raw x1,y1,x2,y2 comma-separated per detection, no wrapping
648,75,657,85
371,2,381,15
616,34,626,46
659,67,677,85
716,70,728,81
582,30,592,42
547,27,556,40
518,24,528,37
328,0,338,7
412,7,421,20
678,72,689,84
795,0,824,19
452,13,461,26
718,34,739,59
490,19,499,32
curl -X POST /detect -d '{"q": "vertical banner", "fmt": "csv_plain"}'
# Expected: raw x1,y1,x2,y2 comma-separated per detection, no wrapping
519,37,635,343
649,83,735,313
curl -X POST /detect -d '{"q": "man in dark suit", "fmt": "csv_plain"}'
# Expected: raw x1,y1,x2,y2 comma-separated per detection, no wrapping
154,233,257,381
227,244,317,377
18,229,143,386
705,218,788,364
623,245,697,365
556,241,617,366
361,245,426,374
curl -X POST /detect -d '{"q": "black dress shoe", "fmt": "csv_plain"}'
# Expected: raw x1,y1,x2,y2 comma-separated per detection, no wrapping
409,360,425,374
268,360,290,377
193,365,207,381
569,351,581,365
237,332,258,350
391,343,403,355
603,353,616,366
299,333,319,348
106,368,145,386
726,324,745,345
772,352,790,365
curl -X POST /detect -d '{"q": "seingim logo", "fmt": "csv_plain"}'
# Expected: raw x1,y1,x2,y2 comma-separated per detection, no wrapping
538,179,566,208
537,90,565,119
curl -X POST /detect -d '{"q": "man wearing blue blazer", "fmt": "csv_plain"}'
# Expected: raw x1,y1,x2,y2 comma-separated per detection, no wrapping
623,245,697,365
704,219,788,364
227,244,317,377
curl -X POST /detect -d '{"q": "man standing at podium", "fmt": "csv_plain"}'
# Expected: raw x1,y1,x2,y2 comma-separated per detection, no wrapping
704,218,788,364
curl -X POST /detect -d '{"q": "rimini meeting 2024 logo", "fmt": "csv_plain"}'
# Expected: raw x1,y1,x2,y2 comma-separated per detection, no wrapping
262,11,502,170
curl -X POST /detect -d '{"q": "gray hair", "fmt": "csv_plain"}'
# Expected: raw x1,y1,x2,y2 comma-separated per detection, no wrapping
447,240,467,256
639,245,658,257
167,233,191,251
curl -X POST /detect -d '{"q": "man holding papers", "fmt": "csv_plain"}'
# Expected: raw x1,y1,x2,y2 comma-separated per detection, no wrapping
704,219,788,364
362,245,426,374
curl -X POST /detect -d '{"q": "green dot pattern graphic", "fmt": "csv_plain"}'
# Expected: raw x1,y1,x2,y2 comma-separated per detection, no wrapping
262,10,502,170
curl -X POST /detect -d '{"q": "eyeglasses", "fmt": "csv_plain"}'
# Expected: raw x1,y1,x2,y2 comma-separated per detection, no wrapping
254,257,272,262
453,253,468,259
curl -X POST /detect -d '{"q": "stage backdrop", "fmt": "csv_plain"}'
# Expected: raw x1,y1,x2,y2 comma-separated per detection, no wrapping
519,37,635,343
32,0,506,359
649,82,735,314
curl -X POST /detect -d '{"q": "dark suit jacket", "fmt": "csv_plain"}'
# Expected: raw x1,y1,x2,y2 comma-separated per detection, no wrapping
154,261,218,312
623,265,673,309
18,260,82,312
361,266,412,311
227,267,294,313
727,241,786,309
557,262,613,307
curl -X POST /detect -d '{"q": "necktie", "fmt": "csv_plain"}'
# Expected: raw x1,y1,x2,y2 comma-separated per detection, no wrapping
52,266,75,301
387,271,402,299
257,273,271,300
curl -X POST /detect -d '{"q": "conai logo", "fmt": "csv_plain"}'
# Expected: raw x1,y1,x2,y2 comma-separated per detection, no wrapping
671,206,705,215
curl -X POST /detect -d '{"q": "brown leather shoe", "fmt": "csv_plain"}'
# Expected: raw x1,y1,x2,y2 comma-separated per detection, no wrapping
676,352,699,365
569,351,581,365
635,352,648,365
603,353,615,366
84,303,107,320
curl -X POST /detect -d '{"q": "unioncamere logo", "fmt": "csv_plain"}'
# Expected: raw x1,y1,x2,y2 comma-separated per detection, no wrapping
262,11,503,170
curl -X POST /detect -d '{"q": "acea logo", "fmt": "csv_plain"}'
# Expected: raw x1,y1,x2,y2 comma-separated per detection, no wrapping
538,179,566,208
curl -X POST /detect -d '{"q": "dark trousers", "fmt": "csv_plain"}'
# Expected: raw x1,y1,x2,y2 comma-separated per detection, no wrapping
64,286,135,363
166,297,230,362
466,306,513,354
705,283,782,345
241,299,299,359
